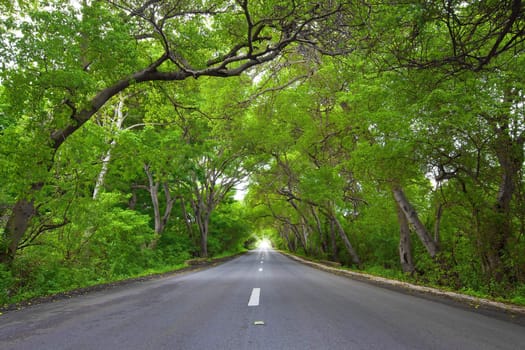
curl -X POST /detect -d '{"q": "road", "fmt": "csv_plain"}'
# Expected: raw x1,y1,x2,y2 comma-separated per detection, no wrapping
1,249,524,349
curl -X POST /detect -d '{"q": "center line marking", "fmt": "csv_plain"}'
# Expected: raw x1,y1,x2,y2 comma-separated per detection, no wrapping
248,288,261,306
258,268,263,272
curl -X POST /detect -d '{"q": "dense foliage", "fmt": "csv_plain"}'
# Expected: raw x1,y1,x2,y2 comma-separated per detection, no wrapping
1,0,524,305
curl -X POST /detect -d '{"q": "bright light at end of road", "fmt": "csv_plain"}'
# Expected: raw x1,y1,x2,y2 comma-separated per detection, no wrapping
258,239,271,250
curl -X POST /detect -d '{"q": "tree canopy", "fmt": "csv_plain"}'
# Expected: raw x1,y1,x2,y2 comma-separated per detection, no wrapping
1,0,525,305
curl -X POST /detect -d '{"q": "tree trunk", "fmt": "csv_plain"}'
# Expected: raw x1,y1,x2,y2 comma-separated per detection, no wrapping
192,196,210,258
281,226,295,252
287,198,311,255
396,201,415,274
93,97,126,199
289,222,309,254
392,185,439,258
484,122,524,281
331,215,361,267
144,164,162,235
434,203,444,244
93,148,113,200
0,198,36,264
179,197,195,241
161,182,175,231
200,218,209,258
329,217,339,261
310,205,327,255
300,217,310,255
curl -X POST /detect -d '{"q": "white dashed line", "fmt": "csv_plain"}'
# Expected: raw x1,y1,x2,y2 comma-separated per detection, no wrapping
248,288,261,306
258,268,263,272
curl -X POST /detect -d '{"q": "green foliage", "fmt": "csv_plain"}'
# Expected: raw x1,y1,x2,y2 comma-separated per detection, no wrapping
361,265,408,281
511,285,525,306
0,263,15,304
1,0,524,306
156,230,193,265
207,201,253,256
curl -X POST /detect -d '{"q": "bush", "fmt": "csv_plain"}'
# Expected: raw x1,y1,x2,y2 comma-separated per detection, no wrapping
511,284,525,306
155,229,193,265
0,263,15,305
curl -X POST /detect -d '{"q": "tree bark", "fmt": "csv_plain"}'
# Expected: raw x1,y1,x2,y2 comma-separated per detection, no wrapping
310,205,328,255
484,120,524,281
199,217,209,258
144,164,162,234
142,166,176,249
329,217,339,261
331,215,361,267
287,198,311,255
392,185,439,258
434,203,444,244
396,201,415,274
179,197,194,241
161,182,175,231
289,223,308,254
93,97,126,199
0,198,36,264
280,225,295,252
191,194,210,258
300,217,311,255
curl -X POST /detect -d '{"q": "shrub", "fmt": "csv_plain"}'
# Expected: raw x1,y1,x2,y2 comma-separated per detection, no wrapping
0,263,15,305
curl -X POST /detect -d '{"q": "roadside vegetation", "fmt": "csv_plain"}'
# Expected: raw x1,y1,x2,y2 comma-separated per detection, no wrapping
1,1,524,307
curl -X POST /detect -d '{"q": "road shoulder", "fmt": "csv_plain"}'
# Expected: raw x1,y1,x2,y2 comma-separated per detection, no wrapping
0,252,246,314
280,251,525,326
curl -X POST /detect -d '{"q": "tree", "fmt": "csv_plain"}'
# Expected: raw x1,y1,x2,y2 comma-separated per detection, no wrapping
184,134,247,258
369,0,525,72
405,68,525,283
0,0,358,263
92,94,129,200
241,57,365,266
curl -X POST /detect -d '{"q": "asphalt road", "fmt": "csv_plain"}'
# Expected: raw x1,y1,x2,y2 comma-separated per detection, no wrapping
1,249,524,350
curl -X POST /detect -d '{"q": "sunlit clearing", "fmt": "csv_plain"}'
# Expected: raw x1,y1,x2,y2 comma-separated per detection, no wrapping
258,239,271,250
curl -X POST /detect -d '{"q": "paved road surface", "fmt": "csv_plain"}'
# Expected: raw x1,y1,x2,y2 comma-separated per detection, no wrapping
1,249,524,349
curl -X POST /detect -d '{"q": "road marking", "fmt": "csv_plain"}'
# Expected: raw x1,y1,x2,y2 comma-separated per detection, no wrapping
260,261,264,264
248,288,261,306
258,268,263,272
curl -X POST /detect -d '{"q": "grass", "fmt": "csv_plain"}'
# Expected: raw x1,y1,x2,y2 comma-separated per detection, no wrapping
1,250,246,310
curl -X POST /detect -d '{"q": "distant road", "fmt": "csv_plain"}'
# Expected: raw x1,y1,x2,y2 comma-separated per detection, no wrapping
1,249,524,349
